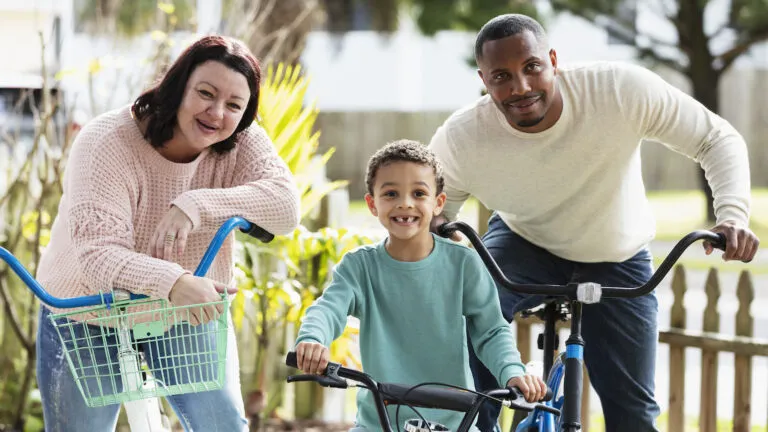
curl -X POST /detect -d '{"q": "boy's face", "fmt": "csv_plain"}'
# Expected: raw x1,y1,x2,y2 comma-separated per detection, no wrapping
365,161,446,241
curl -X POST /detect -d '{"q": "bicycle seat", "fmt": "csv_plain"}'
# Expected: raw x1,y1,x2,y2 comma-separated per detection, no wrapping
519,297,570,322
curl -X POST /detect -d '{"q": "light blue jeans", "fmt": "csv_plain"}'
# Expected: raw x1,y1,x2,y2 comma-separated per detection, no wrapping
36,306,248,432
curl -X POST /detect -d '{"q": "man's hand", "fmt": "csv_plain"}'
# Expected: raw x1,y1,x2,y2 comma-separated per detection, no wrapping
506,374,548,403
295,342,330,375
706,220,759,262
430,213,463,242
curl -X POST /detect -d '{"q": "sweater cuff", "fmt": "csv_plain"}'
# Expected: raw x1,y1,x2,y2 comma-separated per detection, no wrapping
294,335,325,348
172,193,202,230
157,265,190,301
715,205,749,227
499,363,527,388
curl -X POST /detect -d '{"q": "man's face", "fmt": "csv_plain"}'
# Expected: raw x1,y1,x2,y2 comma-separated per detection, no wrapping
477,31,559,132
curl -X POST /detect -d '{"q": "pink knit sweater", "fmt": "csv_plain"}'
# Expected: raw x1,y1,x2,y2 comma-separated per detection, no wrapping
37,106,300,311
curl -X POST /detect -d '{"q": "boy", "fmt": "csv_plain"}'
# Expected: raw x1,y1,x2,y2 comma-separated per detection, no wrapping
295,140,546,430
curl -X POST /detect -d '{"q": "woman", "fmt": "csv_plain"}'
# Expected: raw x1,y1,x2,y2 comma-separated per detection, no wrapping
35,35,300,431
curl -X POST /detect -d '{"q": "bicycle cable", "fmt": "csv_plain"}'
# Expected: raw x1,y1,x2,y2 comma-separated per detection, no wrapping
393,381,509,432
347,382,431,432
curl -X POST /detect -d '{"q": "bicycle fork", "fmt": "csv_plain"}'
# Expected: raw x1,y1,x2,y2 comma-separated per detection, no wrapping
561,301,584,431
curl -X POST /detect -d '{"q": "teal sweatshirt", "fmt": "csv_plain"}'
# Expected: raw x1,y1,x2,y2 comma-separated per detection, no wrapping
296,235,526,430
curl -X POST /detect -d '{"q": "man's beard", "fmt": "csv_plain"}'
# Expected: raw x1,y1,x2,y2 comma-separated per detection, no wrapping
516,116,545,128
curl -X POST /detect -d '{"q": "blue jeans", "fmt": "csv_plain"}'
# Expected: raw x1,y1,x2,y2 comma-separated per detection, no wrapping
470,215,660,432
36,306,248,432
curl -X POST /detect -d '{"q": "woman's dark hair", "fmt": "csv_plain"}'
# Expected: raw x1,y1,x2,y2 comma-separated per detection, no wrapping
132,35,261,154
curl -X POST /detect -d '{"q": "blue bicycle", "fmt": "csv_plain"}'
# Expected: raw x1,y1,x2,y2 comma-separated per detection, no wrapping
438,221,726,432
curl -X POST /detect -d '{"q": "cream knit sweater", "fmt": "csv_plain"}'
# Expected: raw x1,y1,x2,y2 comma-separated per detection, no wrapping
429,61,751,262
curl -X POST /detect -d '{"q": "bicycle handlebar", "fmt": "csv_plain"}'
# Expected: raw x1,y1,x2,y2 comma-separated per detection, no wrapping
0,216,274,309
438,221,727,299
285,351,555,414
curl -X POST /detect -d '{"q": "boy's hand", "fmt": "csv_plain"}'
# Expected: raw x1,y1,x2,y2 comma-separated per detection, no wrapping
295,342,330,375
507,374,548,402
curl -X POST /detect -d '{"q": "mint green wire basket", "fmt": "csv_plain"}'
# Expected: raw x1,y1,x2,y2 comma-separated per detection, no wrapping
49,294,230,407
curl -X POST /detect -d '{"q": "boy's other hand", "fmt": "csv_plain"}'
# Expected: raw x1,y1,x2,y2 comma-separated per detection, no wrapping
507,374,548,402
295,342,330,375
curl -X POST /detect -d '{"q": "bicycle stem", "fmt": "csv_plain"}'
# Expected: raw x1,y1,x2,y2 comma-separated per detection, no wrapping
561,302,584,431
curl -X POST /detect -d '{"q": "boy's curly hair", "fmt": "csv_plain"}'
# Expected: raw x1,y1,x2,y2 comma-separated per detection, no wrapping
365,139,444,196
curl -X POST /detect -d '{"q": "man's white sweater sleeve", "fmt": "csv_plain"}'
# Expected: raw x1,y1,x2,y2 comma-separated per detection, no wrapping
620,65,751,226
428,125,472,221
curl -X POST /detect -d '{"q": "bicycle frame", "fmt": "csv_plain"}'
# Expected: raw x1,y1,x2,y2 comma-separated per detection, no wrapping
517,351,566,432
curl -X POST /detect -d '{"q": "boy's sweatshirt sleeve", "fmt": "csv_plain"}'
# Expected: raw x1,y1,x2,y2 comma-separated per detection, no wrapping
463,251,526,387
296,253,362,347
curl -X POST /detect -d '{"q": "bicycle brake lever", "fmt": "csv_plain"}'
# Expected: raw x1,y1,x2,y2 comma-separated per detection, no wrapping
535,403,561,416
287,374,348,389
505,387,560,416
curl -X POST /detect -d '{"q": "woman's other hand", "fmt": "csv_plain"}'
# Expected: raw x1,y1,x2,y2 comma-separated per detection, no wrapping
151,205,194,261
168,274,237,325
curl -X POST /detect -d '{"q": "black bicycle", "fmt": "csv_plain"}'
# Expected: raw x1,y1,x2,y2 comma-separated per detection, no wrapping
285,351,557,431
437,221,726,432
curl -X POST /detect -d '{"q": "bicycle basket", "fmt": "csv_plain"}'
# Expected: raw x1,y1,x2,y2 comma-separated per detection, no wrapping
49,295,230,407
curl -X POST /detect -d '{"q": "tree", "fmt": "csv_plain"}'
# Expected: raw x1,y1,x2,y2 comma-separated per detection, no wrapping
408,0,538,35
74,0,324,66
75,0,197,34
221,0,323,66
547,0,768,222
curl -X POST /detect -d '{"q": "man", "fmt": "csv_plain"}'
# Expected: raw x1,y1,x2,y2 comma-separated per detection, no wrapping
428,13,758,432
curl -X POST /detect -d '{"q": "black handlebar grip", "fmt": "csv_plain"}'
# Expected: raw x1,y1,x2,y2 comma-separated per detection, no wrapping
286,351,298,369
436,223,454,238
542,388,553,402
710,232,727,251
242,223,275,243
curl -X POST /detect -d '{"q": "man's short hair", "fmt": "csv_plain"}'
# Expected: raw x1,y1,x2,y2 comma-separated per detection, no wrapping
474,14,547,61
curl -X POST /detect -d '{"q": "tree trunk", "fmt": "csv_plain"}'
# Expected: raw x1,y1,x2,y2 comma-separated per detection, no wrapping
689,72,720,223
678,0,718,223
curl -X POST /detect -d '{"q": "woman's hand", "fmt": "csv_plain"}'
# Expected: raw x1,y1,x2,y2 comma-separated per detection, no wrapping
168,274,237,325
151,205,193,261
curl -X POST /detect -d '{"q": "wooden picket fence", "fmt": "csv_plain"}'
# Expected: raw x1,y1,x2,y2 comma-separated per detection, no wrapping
514,266,767,432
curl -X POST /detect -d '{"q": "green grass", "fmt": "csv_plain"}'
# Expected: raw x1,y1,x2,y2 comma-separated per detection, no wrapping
348,189,768,273
587,411,765,432
498,409,766,432
649,188,768,242
352,189,768,237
